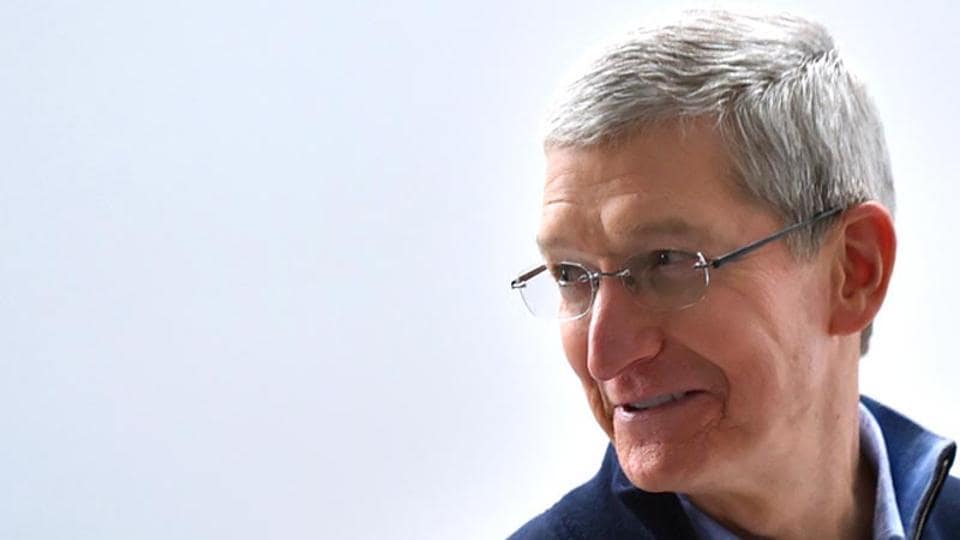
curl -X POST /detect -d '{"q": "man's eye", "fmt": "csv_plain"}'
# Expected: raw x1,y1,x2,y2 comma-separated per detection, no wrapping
631,250,697,273
550,264,585,285
653,250,681,266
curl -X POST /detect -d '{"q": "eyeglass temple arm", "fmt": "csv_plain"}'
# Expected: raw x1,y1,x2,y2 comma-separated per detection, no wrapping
511,265,547,288
705,207,843,269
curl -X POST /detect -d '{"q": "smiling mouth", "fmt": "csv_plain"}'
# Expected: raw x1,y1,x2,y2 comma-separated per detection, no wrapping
621,391,702,413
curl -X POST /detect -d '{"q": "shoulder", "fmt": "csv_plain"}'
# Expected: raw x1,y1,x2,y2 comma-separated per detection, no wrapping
507,445,697,540
508,458,623,540
506,483,593,540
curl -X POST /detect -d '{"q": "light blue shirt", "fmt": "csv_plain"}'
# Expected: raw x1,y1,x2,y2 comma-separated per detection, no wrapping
678,404,905,539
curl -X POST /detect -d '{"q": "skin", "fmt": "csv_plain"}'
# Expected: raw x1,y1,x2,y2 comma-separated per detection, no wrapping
537,119,896,539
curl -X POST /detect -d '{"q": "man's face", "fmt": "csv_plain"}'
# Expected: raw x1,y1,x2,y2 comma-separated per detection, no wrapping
538,120,841,493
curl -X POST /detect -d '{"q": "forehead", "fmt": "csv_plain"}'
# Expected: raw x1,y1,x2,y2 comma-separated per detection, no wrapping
538,120,763,257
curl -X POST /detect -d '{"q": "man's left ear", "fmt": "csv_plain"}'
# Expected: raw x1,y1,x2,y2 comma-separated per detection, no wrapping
828,201,897,337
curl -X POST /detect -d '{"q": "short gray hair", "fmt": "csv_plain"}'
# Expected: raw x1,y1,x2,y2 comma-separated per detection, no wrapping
546,9,894,354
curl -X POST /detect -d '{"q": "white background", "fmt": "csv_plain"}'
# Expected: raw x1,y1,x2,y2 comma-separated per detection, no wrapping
2,1,958,538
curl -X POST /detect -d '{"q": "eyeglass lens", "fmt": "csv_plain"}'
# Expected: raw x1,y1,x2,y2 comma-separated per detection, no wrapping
518,250,709,320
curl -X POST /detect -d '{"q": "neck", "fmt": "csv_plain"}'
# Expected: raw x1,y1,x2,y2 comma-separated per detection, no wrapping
688,390,875,539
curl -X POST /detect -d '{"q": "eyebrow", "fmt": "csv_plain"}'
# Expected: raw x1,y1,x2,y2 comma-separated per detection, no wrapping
537,217,715,254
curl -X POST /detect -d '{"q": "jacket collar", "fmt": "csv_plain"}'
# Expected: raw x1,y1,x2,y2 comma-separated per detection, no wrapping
861,395,956,540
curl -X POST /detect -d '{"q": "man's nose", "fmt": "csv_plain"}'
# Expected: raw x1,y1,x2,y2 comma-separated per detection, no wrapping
586,277,664,381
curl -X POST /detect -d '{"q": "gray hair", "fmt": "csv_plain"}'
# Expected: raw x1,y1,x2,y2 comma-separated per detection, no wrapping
545,9,895,354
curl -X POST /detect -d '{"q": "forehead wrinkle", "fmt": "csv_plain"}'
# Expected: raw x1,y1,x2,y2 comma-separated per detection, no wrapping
540,141,740,258
544,172,652,202
539,188,714,258
536,215,605,257
551,204,719,251
537,212,714,263
595,187,717,247
626,218,712,244
537,198,614,258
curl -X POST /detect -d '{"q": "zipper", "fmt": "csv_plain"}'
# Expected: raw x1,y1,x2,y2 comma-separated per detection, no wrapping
911,454,952,540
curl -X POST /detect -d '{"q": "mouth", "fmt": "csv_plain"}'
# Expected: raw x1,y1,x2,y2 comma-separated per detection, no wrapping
610,389,716,443
618,390,704,414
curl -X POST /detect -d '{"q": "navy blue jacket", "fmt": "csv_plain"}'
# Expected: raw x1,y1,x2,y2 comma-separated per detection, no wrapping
510,397,959,539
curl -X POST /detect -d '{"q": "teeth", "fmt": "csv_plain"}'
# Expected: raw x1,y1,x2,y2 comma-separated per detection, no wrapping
627,392,688,411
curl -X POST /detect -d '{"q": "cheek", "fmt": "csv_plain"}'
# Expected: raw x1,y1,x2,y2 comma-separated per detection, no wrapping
560,322,589,379
685,273,821,421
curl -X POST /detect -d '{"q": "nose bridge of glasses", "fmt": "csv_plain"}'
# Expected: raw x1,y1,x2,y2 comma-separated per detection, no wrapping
584,266,629,292
584,266,635,301
590,266,635,291
592,267,631,279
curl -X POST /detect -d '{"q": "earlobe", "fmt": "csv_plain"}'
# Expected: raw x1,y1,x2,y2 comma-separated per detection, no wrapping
829,202,897,337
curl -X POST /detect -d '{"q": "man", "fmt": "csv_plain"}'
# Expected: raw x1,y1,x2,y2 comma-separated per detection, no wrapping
509,9,958,539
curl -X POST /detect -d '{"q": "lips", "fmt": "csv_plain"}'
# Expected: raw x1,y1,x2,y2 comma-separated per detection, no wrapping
617,390,704,413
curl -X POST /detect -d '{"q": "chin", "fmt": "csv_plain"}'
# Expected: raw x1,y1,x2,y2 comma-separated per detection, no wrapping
613,435,710,493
